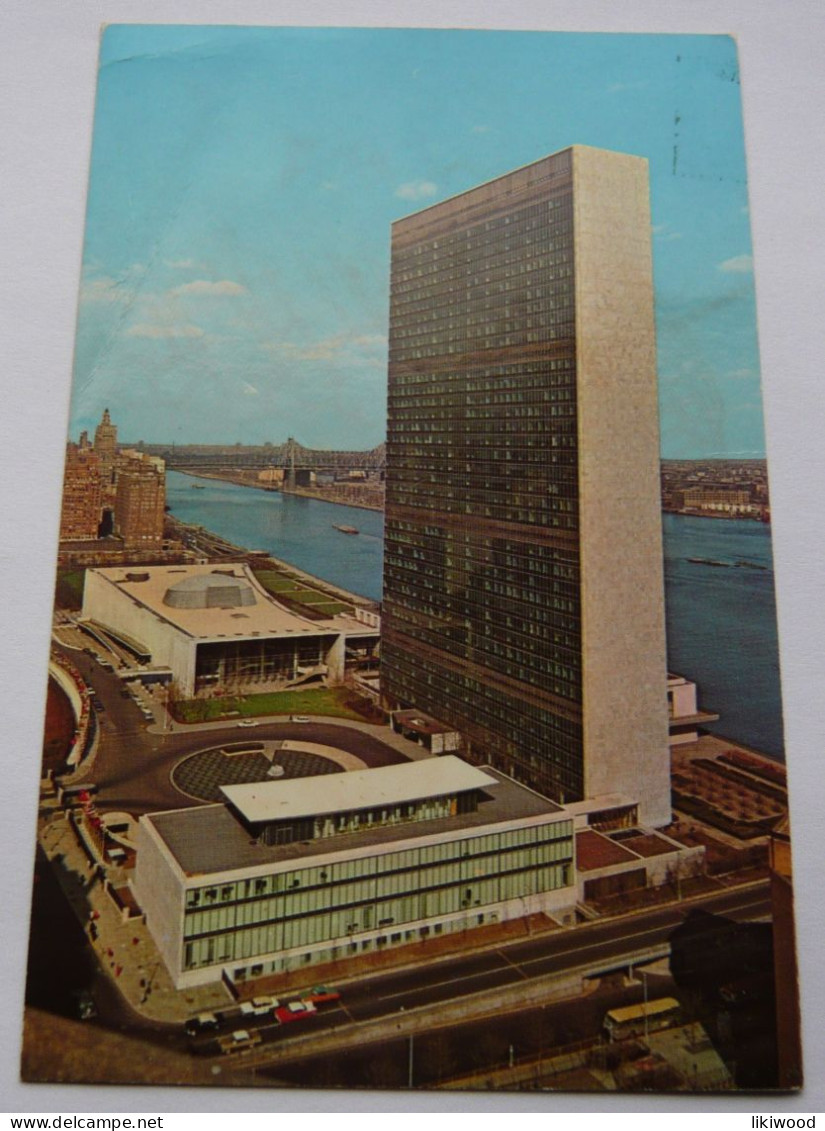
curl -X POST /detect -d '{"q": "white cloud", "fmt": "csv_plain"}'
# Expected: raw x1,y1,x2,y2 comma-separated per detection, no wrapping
170,279,248,296
165,258,198,269
126,323,204,339
471,125,491,134
264,331,387,365
652,224,682,242
80,276,131,305
79,270,147,305
395,180,438,201
718,254,753,274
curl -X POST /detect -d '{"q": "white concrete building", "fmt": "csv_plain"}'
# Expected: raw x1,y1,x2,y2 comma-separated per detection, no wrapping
81,563,379,698
132,756,577,989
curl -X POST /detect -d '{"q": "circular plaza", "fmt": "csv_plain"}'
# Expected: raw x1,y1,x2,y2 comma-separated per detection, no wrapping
171,738,369,803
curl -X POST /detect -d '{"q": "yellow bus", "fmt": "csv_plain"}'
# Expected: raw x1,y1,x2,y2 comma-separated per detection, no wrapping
603,997,682,1042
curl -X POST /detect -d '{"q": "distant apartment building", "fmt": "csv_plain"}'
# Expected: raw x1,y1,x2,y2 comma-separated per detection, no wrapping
59,440,102,541
59,411,169,554
382,146,671,828
675,486,755,516
114,449,166,549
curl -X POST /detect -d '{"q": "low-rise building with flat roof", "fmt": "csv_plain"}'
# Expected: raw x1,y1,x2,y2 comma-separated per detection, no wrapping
132,755,577,988
81,562,379,697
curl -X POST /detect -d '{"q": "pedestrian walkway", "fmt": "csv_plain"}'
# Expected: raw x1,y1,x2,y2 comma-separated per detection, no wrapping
38,809,233,1026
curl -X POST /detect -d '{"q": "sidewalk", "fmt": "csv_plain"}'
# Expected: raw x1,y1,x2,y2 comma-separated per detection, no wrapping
38,809,234,1026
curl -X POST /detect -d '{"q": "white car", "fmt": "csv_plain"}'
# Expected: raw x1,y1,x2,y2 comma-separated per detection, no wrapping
239,995,279,1016
237,719,260,728
290,715,310,723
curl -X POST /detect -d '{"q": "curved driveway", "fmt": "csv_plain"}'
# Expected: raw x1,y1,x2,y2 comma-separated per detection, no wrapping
60,647,416,816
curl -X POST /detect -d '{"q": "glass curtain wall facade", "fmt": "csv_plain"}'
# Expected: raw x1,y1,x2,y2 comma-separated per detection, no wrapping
181,820,574,975
382,147,671,824
384,149,584,802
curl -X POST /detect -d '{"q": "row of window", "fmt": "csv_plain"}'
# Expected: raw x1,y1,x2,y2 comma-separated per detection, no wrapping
390,355,577,384
182,860,573,969
183,821,572,908
382,648,585,800
183,845,575,941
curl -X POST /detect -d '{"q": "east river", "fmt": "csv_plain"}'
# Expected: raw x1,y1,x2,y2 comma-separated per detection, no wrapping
167,471,785,759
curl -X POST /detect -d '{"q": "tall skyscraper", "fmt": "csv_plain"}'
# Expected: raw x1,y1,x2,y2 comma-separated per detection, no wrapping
382,146,671,828
94,407,118,487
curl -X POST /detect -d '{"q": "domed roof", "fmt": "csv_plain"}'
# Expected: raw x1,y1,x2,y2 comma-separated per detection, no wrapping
163,572,257,610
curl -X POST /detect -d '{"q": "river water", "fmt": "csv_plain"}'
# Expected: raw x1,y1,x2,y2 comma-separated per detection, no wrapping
167,471,785,759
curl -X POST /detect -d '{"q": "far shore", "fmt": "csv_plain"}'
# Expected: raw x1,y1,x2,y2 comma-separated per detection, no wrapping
172,468,384,513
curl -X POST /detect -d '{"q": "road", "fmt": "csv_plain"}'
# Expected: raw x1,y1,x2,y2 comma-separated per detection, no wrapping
189,881,770,1068
56,642,409,814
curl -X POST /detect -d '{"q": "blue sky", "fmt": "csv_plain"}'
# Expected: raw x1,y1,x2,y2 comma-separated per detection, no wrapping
71,26,762,458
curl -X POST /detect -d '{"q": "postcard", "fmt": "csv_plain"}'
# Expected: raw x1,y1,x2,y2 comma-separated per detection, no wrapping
21,24,802,1096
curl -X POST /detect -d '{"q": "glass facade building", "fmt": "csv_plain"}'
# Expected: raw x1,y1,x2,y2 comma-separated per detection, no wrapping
383,147,672,827
134,758,577,988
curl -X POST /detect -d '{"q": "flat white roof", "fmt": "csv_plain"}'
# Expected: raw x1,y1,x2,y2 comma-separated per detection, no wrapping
220,756,499,824
88,562,362,640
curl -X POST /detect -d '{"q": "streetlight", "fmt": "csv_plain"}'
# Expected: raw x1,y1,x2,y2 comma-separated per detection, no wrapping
398,1006,414,1089
642,969,650,1043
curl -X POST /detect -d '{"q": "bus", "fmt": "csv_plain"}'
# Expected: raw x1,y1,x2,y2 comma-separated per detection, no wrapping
603,997,682,1042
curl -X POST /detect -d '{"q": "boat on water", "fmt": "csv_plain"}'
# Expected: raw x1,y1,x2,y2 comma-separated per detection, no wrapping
687,557,731,567
734,560,769,571
191,484,206,489
333,524,359,535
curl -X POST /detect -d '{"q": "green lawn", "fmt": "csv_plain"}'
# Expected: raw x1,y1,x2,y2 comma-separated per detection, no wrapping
252,568,352,617
173,686,366,724
254,571,300,593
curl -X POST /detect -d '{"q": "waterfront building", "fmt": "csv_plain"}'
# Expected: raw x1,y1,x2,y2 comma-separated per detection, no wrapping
59,441,102,541
132,755,577,988
114,449,166,549
667,674,720,746
675,486,756,517
81,562,380,697
382,146,671,827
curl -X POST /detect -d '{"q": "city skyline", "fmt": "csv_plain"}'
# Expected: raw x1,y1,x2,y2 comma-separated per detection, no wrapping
71,26,762,459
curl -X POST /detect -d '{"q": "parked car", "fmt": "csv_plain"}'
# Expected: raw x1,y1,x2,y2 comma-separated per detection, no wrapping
290,715,310,723
237,719,260,728
239,995,279,1016
305,985,341,1006
184,1011,219,1036
275,1000,317,1024
218,1029,262,1054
